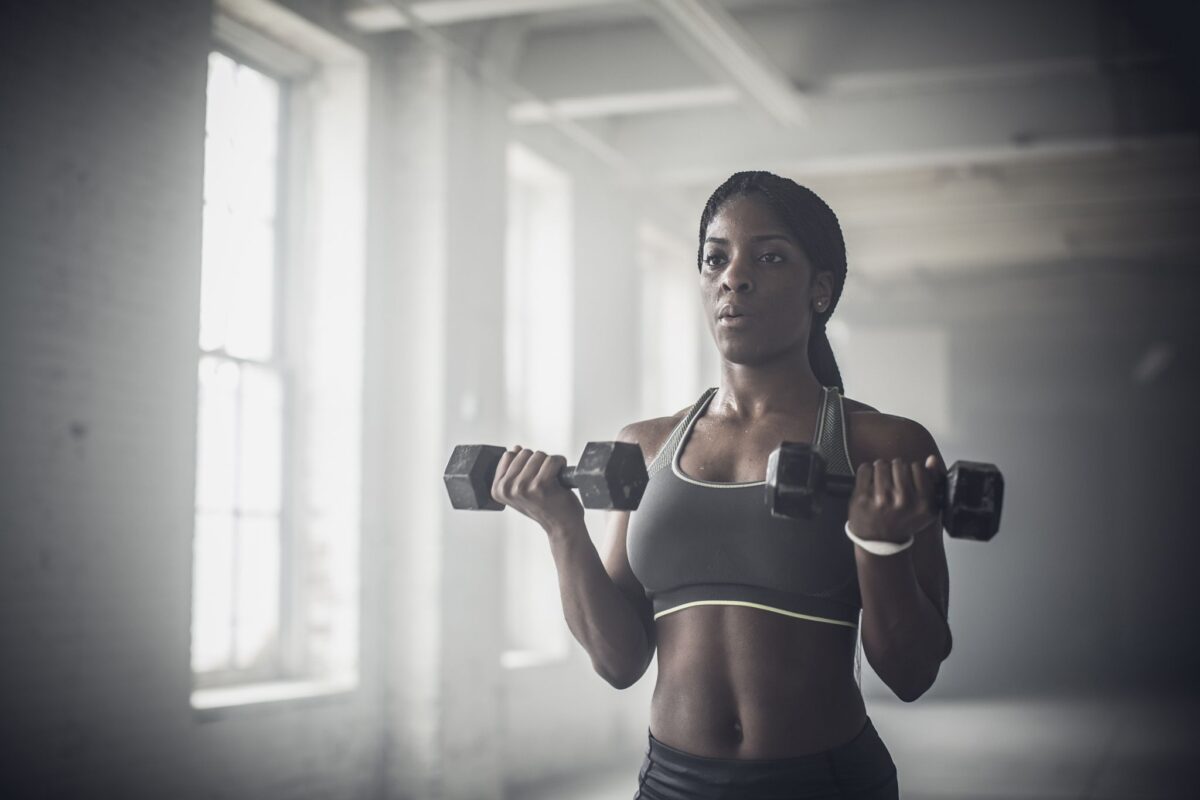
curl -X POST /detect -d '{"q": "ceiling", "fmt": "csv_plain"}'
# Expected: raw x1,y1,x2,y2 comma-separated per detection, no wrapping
341,0,1200,280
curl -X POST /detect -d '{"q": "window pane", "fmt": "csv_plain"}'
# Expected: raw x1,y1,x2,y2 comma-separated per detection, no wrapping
192,512,235,673
204,51,278,220
199,51,279,359
205,52,238,140
234,515,281,671
200,211,275,359
228,220,276,361
502,144,573,662
195,356,238,513
199,204,234,353
239,364,283,515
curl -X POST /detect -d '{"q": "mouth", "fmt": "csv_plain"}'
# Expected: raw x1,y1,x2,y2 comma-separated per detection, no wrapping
717,304,751,327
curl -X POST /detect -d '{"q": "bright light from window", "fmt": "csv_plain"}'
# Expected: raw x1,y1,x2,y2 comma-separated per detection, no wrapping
192,52,284,681
639,224,705,417
199,51,279,361
502,144,573,665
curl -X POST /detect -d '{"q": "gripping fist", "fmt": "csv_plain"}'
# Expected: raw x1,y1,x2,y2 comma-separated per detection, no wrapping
490,446,585,532
847,455,943,544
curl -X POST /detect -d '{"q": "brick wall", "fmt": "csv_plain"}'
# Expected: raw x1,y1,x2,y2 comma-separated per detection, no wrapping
0,3,383,797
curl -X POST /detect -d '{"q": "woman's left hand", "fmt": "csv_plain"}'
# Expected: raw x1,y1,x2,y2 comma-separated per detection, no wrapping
847,455,943,544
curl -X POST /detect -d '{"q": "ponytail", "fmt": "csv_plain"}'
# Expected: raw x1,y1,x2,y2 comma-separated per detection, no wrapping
807,322,844,393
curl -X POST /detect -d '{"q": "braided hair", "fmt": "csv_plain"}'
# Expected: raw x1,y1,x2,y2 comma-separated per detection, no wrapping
697,171,847,392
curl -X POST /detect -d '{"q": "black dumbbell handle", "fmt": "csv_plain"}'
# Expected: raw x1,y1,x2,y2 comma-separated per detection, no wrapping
819,470,949,508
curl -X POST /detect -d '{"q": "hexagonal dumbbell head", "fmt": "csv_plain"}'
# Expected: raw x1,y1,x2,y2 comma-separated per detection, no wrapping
443,444,506,510
571,441,648,511
765,442,825,519
944,460,1004,541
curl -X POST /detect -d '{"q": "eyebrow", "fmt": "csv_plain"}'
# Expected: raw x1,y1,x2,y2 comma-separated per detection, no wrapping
704,234,795,245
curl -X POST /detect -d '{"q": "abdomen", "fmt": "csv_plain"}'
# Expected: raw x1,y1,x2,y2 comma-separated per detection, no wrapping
650,605,867,759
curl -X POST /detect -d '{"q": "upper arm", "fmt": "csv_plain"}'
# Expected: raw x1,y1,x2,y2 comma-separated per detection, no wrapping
848,407,953,659
893,418,953,659
596,416,682,652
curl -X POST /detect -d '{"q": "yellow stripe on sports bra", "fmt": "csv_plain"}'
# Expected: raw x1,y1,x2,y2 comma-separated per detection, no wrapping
653,600,859,628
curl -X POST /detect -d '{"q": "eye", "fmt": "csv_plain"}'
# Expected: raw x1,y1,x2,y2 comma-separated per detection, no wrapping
758,251,784,263
703,251,727,268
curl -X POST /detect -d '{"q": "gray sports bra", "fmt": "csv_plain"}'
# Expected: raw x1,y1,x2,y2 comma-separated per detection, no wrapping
626,386,862,628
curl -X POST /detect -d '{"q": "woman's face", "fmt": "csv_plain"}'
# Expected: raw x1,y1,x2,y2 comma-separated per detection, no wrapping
700,193,832,366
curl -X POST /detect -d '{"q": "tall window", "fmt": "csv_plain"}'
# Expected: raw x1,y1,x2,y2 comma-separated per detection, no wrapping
501,144,573,667
638,223,705,417
192,43,366,704
194,51,286,684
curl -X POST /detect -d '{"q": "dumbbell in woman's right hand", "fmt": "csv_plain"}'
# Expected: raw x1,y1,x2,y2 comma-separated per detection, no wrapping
443,441,648,521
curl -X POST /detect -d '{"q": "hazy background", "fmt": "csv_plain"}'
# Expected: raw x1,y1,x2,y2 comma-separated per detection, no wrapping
1,1,1198,798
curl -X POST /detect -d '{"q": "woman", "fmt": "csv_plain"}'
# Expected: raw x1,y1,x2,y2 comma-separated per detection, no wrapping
491,171,952,799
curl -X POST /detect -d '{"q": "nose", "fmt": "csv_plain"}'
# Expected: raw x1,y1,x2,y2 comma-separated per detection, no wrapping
721,252,754,294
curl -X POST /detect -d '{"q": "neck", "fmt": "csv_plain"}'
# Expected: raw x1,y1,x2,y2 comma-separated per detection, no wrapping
714,347,824,421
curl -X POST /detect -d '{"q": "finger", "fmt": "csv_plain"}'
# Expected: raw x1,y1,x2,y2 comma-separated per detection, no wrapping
513,450,546,494
911,461,934,513
891,457,915,506
925,453,943,475
491,446,521,503
536,454,568,491
853,461,874,503
855,461,874,487
872,459,892,506
501,448,535,495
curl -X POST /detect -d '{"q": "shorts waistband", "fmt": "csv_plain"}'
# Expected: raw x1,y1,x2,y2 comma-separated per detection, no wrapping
641,717,894,792
649,717,875,762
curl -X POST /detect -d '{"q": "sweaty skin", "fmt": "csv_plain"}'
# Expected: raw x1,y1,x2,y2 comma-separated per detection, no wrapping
492,194,952,759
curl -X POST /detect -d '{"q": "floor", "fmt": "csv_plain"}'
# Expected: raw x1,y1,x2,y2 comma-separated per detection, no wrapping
511,693,1200,799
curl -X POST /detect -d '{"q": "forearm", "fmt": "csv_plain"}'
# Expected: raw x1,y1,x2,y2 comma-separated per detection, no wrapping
855,545,949,701
545,518,653,689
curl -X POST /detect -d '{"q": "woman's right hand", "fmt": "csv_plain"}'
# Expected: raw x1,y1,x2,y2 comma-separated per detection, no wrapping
491,446,585,533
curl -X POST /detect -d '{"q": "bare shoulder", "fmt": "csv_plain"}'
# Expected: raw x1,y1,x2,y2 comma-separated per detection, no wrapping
841,395,941,464
615,405,692,466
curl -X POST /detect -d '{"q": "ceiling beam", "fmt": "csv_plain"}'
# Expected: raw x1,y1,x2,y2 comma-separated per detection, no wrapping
510,84,737,122
344,0,633,32
644,0,807,127
508,57,1117,124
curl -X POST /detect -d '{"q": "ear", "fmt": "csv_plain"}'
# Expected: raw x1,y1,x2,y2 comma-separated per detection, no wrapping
811,269,835,307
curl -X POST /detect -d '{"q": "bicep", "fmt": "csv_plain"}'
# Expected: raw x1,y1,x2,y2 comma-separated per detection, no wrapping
908,427,952,658
595,416,684,652
912,509,951,657
600,508,657,650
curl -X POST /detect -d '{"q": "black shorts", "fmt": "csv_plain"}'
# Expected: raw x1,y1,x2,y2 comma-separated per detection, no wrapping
633,717,899,800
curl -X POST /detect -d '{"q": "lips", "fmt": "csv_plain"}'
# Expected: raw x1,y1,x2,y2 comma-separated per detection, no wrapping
717,303,747,319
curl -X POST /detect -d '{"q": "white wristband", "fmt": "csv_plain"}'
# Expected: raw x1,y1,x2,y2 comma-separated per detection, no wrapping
845,522,914,556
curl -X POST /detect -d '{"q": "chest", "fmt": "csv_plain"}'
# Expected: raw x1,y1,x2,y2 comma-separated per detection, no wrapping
676,414,823,484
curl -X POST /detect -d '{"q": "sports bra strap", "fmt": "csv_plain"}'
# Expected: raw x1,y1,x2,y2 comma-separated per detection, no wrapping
815,386,854,476
645,385,853,479
647,388,718,479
